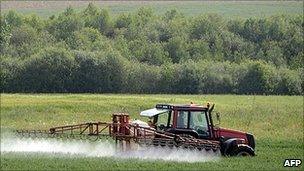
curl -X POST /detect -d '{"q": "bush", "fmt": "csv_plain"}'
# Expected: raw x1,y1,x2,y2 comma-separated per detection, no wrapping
159,63,178,93
198,61,234,94
71,51,107,93
85,8,112,36
128,38,169,65
237,61,268,94
4,11,23,28
71,50,126,93
103,51,126,93
0,57,24,92
9,25,39,57
115,13,133,29
166,36,189,63
122,62,161,93
20,47,75,92
173,60,200,94
276,68,302,95
67,27,111,51
47,9,84,41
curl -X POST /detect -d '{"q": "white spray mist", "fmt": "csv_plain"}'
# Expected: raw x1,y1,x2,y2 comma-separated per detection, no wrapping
1,137,220,163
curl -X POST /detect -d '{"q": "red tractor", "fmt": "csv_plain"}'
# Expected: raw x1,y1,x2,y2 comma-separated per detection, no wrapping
140,103,255,156
17,103,255,156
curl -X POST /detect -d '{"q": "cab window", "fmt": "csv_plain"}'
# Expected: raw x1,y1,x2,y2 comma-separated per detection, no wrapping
176,111,188,128
189,111,209,136
155,111,173,130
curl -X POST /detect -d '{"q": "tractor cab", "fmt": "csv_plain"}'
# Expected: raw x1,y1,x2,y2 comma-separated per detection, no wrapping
140,103,256,156
140,103,214,139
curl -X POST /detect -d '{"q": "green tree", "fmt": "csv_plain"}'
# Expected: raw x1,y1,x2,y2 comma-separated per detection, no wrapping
23,14,44,31
166,36,189,63
163,9,184,21
0,56,24,92
190,14,224,40
241,18,268,43
103,51,126,93
67,27,112,51
276,68,302,95
290,52,304,69
122,62,161,93
173,60,200,93
237,61,268,94
82,3,99,16
4,10,23,28
281,26,303,65
159,63,178,93
72,51,107,92
134,7,154,27
220,31,251,62
85,9,112,36
198,61,234,94
128,38,169,65
21,47,75,92
9,25,39,57
0,17,12,54
188,39,211,61
115,13,133,29
47,7,84,41
258,41,286,66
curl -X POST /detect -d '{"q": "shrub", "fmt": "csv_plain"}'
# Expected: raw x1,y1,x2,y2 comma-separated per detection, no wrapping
20,47,75,92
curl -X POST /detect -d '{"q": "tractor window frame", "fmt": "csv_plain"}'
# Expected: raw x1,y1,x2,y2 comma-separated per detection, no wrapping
154,110,173,129
176,110,190,129
167,111,173,127
189,110,210,137
175,109,210,138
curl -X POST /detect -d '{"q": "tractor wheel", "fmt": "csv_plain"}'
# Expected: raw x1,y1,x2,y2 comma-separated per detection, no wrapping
232,146,255,156
237,151,251,156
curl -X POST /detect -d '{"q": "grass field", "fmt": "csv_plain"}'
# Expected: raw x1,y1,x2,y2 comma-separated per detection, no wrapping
0,94,303,170
1,1,303,18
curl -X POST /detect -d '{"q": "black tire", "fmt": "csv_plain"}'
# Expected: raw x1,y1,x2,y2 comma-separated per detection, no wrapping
231,145,255,156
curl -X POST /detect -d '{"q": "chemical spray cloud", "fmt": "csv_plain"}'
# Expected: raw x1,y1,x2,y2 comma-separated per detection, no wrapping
1,137,220,163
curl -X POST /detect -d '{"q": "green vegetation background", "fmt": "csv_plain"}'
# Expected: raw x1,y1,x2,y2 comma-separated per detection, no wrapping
1,3,303,95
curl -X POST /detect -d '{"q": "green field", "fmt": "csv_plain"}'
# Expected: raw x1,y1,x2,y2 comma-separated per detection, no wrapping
1,94,303,170
1,1,303,18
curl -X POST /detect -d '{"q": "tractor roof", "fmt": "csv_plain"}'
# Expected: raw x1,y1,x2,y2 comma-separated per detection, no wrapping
140,103,209,117
140,108,170,117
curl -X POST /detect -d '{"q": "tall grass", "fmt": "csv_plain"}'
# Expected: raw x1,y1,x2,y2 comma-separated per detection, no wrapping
1,94,302,141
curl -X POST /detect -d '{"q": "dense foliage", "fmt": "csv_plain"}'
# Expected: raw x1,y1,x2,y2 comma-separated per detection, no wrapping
1,4,303,94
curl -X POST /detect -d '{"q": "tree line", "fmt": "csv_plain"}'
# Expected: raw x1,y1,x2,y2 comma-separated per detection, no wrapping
1,4,303,94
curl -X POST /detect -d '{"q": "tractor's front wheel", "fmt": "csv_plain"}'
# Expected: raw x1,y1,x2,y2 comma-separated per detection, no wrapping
232,145,255,156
